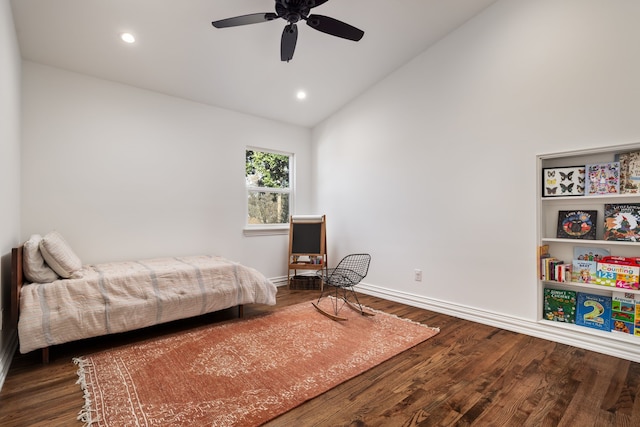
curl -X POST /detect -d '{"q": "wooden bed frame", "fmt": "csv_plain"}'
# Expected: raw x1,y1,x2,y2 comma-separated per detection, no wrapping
10,246,244,364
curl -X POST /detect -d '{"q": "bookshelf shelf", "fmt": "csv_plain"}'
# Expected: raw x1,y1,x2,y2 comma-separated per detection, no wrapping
540,238,638,247
538,319,640,345
541,280,640,295
541,193,640,202
538,143,640,348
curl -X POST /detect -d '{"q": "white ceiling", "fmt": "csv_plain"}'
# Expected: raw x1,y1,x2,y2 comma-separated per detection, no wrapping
10,0,498,128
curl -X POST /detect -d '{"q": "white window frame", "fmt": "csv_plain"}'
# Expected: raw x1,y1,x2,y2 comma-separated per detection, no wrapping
243,147,294,236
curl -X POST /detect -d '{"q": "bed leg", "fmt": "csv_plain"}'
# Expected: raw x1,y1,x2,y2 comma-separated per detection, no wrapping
238,305,244,318
42,347,50,364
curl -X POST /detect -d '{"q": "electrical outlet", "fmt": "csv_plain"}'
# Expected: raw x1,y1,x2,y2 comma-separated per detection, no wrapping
414,269,422,282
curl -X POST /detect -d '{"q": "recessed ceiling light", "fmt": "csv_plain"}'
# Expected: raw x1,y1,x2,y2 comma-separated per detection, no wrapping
120,33,136,43
296,91,307,100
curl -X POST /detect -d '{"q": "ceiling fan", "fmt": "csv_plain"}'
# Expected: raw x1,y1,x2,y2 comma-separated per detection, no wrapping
211,0,364,62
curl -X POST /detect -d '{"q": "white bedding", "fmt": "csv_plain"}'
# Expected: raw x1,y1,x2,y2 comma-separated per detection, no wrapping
18,255,277,354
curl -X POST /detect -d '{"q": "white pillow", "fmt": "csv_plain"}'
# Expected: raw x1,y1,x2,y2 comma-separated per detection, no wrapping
39,231,83,279
23,234,60,283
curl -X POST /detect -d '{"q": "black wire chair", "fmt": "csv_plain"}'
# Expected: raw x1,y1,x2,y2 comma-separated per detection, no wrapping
312,253,373,321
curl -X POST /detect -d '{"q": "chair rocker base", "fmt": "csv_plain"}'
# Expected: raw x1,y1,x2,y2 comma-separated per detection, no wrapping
312,302,348,321
312,298,376,322
345,299,376,317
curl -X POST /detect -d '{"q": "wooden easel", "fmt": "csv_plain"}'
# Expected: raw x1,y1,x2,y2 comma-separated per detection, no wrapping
287,215,327,289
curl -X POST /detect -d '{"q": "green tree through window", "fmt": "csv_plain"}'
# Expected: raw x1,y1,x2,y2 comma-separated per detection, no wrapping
246,149,292,225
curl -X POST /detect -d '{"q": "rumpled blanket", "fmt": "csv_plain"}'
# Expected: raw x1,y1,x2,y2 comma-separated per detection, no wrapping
19,255,277,353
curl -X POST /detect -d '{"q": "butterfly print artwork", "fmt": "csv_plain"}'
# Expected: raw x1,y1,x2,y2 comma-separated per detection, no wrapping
560,183,575,193
560,171,574,181
543,166,585,197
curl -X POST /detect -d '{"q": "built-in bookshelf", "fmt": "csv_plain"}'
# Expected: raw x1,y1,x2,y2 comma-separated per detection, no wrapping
538,143,640,352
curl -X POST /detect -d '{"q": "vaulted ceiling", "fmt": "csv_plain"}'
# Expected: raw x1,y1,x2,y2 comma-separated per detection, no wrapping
11,0,498,127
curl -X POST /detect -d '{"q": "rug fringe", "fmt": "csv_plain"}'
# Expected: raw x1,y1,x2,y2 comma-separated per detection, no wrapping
326,296,440,333
73,357,98,426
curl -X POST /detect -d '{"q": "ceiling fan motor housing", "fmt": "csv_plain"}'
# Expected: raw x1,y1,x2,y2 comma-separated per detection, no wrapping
276,0,312,23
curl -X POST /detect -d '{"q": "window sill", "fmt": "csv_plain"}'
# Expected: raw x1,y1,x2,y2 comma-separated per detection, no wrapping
243,225,289,237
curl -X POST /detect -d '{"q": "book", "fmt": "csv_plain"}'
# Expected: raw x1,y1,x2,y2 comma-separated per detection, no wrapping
586,162,620,195
603,203,640,242
576,292,612,331
573,246,610,261
554,263,572,283
547,259,559,281
537,245,550,280
572,259,597,283
547,259,567,282
543,288,577,323
571,247,609,284
617,151,640,194
541,257,558,281
611,291,637,335
556,210,597,240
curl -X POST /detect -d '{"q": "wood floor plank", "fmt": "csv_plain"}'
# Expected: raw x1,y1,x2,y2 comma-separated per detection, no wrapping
2,288,640,426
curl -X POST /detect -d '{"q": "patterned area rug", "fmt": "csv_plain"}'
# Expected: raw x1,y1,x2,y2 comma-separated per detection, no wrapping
74,298,439,426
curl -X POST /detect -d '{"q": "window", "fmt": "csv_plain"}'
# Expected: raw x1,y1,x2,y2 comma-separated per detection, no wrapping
245,148,293,228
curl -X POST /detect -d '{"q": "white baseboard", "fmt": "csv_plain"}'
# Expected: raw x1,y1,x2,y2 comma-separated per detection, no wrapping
0,330,18,392
270,275,289,287
358,283,640,363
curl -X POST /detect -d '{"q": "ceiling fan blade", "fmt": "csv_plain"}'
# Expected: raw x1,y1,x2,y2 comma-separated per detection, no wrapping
308,0,330,8
306,14,364,41
212,12,278,28
281,23,298,62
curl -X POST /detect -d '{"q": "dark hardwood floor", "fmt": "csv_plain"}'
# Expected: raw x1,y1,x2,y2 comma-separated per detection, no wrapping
1,288,639,426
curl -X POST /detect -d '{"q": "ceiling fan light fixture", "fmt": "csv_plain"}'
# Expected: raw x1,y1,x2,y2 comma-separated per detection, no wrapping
120,32,136,43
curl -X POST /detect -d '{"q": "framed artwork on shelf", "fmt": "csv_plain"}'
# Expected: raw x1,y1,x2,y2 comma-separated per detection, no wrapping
586,162,620,195
542,166,585,197
556,210,597,240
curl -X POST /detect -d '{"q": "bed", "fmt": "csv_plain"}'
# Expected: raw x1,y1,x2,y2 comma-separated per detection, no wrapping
10,233,278,363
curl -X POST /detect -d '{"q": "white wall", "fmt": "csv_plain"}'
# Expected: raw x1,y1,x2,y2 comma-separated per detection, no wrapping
12,0,640,365
313,0,640,325
21,62,312,279
0,0,21,388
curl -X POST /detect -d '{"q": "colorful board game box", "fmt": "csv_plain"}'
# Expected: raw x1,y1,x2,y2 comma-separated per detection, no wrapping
636,304,640,337
576,292,612,331
595,256,640,289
